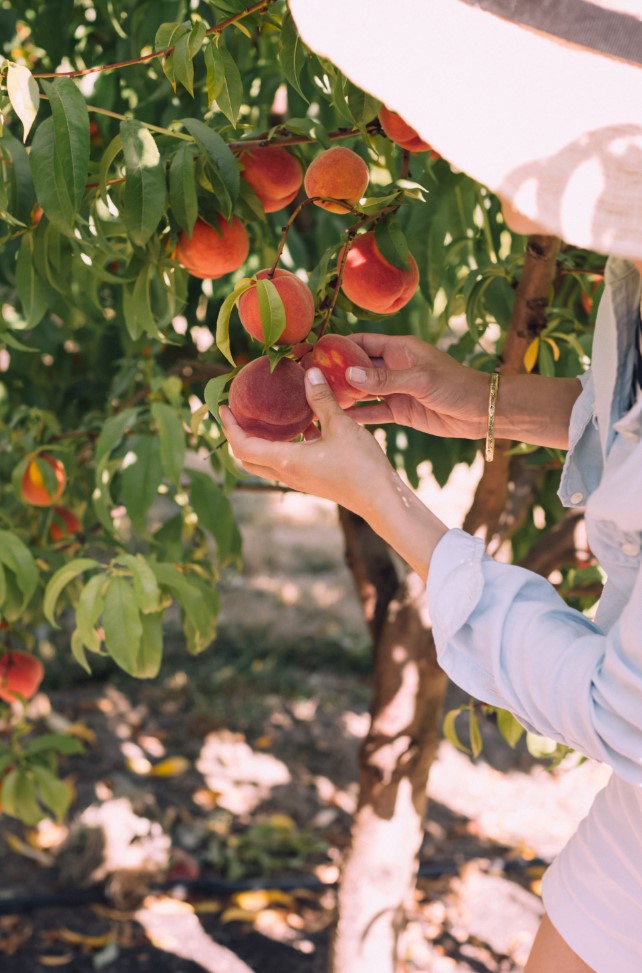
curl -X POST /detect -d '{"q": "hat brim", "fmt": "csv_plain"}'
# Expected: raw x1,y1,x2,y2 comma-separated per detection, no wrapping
289,0,642,260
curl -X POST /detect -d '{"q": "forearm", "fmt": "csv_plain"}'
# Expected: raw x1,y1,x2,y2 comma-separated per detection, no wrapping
494,374,582,449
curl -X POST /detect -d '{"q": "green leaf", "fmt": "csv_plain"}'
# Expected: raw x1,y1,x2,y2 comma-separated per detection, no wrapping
0,531,39,616
95,408,139,467
74,572,107,655
345,82,380,125
215,278,253,365
151,562,217,654
114,554,161,614
204,371,234,421
98,134,123,205
120,120,167,247
278,11,308,102
181,117,239,203
469,708,483,759
496,708,525,748
204,41,243,128
15,234,48,328
24,733,84,756
31,765,71,820
43,558,99,626
138,612,163,679
1,768,42,824
0,132,36,224
189,469,242,567
39,78,90,225
374,218,411,272
169,142,198,235
255,277,287,346
174,21,207,97
442,707,470,754
123,265,165,341
151,401,186,485
102,577,145,677
7,63,40,141
119,434,163,531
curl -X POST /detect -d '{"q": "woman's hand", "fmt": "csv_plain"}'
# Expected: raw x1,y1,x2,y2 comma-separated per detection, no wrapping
220,365,449,581
344,333,488,439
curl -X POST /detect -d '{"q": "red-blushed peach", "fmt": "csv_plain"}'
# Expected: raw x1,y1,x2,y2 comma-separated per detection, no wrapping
237,269,315,345
228,356,313,442
49,506,82,542
21,453,66,507
238,146,303,213
340,232,419,315
379,106,439,156
0,651,45,704
308,334,373,409
304,147,369,214
176,216,249,280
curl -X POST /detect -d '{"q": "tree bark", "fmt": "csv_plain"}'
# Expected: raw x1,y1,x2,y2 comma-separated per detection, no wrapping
331,509,447,973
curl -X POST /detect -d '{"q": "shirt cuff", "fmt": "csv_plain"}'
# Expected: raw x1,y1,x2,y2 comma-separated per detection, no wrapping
427,528,485,644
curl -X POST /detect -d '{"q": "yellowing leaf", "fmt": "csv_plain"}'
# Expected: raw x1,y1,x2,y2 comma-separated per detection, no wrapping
147,756,190,777
58,929,113,949
543,336,560,361
232,889,295,913
125,755,152,775
268,814,295,830
523,338,539,373
5,832,55,865
37,953,74,966
193,899,224,914
65,722,97,744
220,907,258,924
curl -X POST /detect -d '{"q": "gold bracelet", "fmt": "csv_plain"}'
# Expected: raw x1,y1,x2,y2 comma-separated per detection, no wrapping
485,371,500,462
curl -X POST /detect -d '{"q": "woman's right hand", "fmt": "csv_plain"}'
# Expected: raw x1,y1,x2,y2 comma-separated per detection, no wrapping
344,333,489,439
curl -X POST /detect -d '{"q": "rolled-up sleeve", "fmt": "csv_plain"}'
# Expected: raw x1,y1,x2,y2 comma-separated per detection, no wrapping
427,528,642,785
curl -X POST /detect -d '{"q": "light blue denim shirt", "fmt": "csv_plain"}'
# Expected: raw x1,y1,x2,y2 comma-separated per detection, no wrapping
427,258,642,784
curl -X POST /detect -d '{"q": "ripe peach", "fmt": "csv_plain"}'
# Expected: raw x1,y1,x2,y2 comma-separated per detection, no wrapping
379,106,438,156
237,269,315,345
341,232,419,315
176,216,249,280
304,147,369,214
238,146,303,213
21,453,66,507
228,356,313,442
0,651,45,704
50,506,82,542
307,334,372,409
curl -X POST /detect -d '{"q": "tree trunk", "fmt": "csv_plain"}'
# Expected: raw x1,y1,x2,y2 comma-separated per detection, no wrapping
331,509,447,973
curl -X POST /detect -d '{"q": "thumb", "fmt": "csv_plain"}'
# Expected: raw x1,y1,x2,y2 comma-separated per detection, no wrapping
346,364,422,397
305,367,343,422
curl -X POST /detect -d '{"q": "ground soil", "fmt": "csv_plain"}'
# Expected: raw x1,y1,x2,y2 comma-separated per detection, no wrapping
0,478,609,973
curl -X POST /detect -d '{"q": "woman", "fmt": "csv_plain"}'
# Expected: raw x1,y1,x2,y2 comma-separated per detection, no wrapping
223,3,642,970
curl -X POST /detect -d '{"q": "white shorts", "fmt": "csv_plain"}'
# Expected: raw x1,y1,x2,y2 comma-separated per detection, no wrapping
542,772,642,973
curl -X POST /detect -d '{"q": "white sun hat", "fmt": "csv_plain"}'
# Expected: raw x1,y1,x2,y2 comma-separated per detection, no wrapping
288,0,642,261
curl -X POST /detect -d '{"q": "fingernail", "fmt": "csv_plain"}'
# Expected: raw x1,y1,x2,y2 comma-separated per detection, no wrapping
347,366,367,384
307,367,327,386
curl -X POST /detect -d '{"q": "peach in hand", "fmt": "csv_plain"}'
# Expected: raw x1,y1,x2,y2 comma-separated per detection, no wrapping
238,269,315,345
304,147,369,214
341,232,419,315
228,356,313,442
21,454,66,507
0,651,45,704
238,146,303,213
307,334,372,409
176,216,249,280
379,106,438,156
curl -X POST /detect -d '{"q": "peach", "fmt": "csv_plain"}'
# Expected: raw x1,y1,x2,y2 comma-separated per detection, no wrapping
228,356,313,441
379,106,438,156
237,269,315,345
21,453,66,507
50,506,82,542
304,146,369,214
176,216,249,280
308,334,372,409
238,146,303,213
341,232,419,315
0,651,45,704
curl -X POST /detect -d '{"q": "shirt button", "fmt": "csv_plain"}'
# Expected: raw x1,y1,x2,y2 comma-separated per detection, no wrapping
570,491,584,504
621,541,640,557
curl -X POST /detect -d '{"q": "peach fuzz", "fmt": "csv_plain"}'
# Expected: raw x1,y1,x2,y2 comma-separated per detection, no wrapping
21,453,66,507
0,651,45,704
50,506,82,542
237,269,315,345
308,334,372,409
176,216,249,280
379,106,437,155
304,146,369,214
238,146,303,213
341,232,419,315
228,356,313,442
